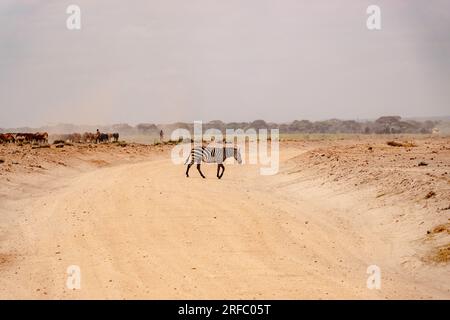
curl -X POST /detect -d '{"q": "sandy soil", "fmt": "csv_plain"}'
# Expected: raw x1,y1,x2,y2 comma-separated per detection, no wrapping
0,136,449,299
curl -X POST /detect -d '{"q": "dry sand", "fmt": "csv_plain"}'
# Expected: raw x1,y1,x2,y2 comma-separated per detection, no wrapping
0,136,449,299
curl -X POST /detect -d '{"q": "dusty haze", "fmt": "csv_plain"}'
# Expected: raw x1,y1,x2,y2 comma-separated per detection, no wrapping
0,0,449,127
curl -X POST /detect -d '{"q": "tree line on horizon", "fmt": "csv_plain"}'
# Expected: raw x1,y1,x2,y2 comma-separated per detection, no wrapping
0,116,442,135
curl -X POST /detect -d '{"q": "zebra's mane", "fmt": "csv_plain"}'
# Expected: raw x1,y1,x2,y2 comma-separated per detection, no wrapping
203,146,237,155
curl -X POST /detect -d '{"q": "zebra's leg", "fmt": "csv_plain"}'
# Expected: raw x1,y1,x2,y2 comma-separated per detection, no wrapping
216,164,221,178
197,164,206,178
186,163,193,177
218,164,225,179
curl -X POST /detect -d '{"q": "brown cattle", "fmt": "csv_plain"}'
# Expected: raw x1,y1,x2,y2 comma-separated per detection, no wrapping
0,133,14,143
15,133,34,143
3,133,16,143
14,134,25,143
34,132,48,144
82,132,97,143
12,132,48,144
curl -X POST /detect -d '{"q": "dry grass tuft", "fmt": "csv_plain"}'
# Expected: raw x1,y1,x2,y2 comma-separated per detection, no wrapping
425,191,436,199
89,159,110,167
429,223,450,235
424,244,450,264
0,253,15,268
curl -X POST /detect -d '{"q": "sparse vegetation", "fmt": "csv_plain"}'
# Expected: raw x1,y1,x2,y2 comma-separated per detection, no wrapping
32,144,50,149
387,141,417,147
425,191,436,199
117,141,127,147
153,138,184,146
424,244,450,264
428,223,450,235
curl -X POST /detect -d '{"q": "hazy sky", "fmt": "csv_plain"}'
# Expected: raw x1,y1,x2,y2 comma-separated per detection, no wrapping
0,0,449,127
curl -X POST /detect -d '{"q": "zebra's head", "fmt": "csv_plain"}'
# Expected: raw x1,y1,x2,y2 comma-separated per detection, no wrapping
234,148,242,164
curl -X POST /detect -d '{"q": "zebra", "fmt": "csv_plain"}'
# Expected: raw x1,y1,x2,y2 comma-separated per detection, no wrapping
185,146,242,179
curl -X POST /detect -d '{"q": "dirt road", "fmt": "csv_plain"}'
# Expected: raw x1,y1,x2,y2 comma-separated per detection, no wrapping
0,144,448,299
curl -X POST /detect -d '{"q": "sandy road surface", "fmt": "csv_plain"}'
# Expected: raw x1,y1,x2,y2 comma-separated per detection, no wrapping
0,146,448,299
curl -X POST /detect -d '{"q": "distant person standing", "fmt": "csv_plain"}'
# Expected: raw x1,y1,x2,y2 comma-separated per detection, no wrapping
159,129,164,142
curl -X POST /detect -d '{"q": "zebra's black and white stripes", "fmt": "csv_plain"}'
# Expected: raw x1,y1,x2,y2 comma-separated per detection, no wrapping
185,146,242,179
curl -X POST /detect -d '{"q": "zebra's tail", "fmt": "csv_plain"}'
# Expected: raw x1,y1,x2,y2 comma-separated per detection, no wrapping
184,154,191,165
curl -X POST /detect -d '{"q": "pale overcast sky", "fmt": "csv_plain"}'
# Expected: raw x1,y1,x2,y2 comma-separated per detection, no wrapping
0,0,449,127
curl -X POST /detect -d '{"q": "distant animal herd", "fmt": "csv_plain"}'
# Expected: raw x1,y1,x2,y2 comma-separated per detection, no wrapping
0,132,48,144
53,132,120,144
0,131,119,144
